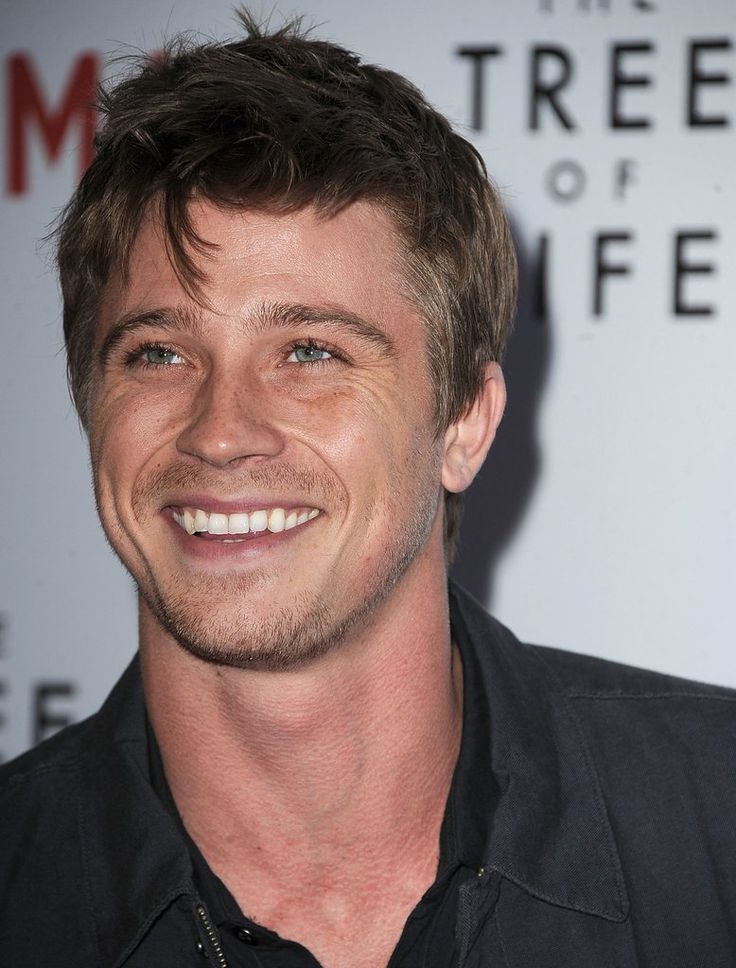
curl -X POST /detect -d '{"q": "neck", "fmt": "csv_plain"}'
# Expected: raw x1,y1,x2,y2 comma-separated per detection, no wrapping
140,547,462,949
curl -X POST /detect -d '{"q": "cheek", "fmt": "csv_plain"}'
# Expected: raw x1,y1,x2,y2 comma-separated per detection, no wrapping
295,387,441,509
90,386,186,487
292,387,393,459
285,364,421,436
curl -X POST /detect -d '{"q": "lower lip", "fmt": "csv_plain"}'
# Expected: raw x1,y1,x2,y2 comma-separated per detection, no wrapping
164,512,318,561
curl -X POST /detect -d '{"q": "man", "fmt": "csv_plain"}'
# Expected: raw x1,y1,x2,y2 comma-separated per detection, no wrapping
1,13,735,968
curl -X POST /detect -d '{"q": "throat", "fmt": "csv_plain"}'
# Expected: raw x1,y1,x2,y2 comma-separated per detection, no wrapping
193,788,450,968
141,591,464,966
175,650,463,919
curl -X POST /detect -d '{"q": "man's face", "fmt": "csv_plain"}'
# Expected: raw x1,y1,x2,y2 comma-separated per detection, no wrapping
90,200,448,669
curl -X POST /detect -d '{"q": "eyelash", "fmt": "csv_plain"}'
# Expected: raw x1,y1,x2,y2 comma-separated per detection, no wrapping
121,338,346,370
283,338,344,367
124,342,184,370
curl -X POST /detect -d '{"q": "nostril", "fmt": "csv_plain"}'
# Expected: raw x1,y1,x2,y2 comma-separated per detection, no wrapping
176,413,285,466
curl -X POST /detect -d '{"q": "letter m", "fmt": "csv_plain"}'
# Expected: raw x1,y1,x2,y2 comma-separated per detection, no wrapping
7,53,98,195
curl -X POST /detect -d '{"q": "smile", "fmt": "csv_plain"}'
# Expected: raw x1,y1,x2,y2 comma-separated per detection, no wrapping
171,506,321,537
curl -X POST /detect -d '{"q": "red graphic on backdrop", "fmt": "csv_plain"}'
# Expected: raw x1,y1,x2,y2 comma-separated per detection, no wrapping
7,53,99,195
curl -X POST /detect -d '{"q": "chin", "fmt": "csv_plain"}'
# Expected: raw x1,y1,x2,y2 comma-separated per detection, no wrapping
140,557,413,673
139,581,338,671
137,497,440,671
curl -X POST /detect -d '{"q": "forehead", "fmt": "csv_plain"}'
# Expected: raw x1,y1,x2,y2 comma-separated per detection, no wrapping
99,200,424,345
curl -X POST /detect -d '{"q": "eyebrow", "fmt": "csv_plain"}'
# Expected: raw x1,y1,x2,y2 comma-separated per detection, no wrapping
98,300,397,365
257,302,398,355
97,306,204,366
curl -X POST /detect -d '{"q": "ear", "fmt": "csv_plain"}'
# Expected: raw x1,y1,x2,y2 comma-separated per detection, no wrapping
441,362,506,494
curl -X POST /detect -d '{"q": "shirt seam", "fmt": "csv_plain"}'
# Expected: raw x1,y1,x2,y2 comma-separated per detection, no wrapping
529,649,630,918
2,761,77,784
493,914,512,968
78,780,102,965
566,691,736,702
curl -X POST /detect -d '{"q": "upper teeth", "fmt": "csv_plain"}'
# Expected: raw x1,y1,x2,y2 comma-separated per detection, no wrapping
172,506,320,536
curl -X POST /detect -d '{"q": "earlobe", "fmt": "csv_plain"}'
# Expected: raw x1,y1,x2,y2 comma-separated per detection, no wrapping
441,362,506,494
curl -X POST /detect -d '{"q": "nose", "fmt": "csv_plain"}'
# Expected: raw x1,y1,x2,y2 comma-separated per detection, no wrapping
176,370,285,467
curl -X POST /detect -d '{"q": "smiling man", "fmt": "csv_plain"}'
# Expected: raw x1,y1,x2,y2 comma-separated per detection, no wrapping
2,13,736,968
93,201,466,675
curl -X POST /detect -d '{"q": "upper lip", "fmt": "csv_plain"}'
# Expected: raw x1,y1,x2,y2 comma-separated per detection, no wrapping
161,493,322,515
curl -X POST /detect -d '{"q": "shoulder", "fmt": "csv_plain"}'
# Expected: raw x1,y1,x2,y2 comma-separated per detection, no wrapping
0,713,92,797
0,656,143,850
534,644,735,776
0,660,147,960
531,645,736,947
452,579,736,711
452,583,736,932
0,717,96,952
451,580,736,784
531,642,736,755
0,714,98,872
533,644,736,806
532,641,736,704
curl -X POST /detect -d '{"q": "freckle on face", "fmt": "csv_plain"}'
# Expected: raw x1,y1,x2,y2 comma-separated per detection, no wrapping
91,201,444,670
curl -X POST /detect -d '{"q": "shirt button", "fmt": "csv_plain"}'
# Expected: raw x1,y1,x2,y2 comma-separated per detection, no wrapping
235,926,259,945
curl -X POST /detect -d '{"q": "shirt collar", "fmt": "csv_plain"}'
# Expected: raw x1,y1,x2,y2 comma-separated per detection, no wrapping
77,582,629,967
77,658,196,967
440,592,499,872
449,582,629,922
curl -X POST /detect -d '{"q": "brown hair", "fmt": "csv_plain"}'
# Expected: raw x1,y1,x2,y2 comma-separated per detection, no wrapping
56,11,517,559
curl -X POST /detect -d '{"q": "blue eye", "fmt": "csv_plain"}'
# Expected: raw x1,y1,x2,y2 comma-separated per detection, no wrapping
142,346,183,365
288,345,332,364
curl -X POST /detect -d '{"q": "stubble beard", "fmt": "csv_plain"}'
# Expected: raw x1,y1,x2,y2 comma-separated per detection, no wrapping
139,498,438,672
127,461,442,672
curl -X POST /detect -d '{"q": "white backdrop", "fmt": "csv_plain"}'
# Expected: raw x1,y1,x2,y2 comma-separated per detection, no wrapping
1,0,734,760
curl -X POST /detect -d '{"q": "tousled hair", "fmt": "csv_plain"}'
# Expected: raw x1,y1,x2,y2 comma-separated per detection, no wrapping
56,10,517,560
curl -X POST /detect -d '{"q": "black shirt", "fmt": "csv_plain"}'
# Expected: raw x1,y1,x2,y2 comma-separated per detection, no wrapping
4,583,736,967
146,597,497,967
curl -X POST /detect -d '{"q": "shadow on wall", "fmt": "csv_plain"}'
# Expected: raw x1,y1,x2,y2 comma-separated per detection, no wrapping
451,220,552,608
